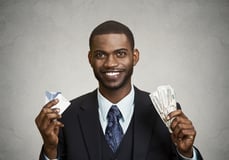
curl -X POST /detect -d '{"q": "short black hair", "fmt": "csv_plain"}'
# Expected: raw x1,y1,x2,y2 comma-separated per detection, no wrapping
89,20,135,50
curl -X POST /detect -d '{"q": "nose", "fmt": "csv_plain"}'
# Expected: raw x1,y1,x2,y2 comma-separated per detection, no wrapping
104,54,118,68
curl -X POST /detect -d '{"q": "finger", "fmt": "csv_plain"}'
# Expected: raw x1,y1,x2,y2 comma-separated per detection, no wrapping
39,113,62,132
178,127,196,139
40,107,60,120
176,131,195,148
45,120,64,137
172,131,194,154
171,129,195,149
170,116,192,132
43,99,59,109
53,121,64,135
172,123,195,139
167,109,189,120
171,133,177,145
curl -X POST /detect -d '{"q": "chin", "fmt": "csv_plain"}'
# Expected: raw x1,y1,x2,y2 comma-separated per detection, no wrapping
100,79,130,91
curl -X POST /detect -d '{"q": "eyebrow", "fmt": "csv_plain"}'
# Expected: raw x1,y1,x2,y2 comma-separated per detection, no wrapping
93,48,129,53
114,48,128,52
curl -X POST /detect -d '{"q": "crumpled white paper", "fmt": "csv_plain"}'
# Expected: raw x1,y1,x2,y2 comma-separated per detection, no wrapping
45,91,71,115
150,85,177,133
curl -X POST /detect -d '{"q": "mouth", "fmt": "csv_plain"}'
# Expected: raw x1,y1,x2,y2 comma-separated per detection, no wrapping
105,72,120,76
102,70,123,79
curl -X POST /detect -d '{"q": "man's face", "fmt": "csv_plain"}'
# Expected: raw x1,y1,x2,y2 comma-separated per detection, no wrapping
88,33,139,91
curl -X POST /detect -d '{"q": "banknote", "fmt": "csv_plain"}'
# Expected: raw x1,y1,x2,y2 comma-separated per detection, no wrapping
45,91,71,115
150,85,177,133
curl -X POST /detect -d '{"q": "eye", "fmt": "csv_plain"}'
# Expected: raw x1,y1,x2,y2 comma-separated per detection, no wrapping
116,50,127,58
94,51,106,59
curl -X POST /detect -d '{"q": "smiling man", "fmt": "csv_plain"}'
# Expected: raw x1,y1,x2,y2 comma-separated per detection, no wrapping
35,20,203,160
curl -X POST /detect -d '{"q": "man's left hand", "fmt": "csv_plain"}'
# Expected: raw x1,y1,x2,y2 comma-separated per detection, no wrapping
168,109,196,158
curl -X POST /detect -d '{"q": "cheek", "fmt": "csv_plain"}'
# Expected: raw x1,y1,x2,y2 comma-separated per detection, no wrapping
122,58,134,66
91,61,103,69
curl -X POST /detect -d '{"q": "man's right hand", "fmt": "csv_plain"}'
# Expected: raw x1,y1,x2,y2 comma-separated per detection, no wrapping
35,99,64,159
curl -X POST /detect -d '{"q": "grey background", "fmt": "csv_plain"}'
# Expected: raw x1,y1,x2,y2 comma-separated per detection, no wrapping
0,0,229,159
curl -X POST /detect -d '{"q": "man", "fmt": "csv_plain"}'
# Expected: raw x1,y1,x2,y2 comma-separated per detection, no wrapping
35,20,203,160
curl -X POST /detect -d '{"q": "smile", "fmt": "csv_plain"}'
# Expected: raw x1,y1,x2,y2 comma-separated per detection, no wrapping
105,72,120,76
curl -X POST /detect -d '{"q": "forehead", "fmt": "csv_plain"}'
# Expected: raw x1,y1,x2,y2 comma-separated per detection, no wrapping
91,33,131,51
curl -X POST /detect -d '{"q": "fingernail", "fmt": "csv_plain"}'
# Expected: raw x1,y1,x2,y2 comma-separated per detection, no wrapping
55,108,60,113
166,116,170,121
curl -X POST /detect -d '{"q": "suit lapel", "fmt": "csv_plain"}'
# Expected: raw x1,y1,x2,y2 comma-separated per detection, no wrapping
78,90,102,160
133,87,155,160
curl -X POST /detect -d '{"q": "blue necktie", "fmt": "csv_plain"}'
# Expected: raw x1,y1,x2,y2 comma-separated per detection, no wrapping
105,105,124,152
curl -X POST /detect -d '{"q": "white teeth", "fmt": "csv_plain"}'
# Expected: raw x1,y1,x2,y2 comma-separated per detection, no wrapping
106,72,119,76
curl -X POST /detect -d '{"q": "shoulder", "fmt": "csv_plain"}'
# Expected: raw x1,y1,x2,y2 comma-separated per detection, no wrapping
134,86,150,95
134,86,151,101
70,89,97,105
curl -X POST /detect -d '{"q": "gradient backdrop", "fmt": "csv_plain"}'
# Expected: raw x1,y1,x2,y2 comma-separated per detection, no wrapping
0,0,229,159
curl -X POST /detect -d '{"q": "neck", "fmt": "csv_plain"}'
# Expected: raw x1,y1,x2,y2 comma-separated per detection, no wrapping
99,83,132,104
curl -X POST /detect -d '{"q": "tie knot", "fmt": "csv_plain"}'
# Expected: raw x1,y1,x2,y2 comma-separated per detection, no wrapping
107,105,122,121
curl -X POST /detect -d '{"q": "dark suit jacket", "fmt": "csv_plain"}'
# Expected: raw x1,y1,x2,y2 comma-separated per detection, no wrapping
40,87,203,160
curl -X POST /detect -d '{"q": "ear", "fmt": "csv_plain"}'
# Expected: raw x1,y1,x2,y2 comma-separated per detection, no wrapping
88,51,93,66
132,48,139,66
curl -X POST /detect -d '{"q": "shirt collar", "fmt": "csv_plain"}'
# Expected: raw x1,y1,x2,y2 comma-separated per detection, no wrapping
97,85,135,122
